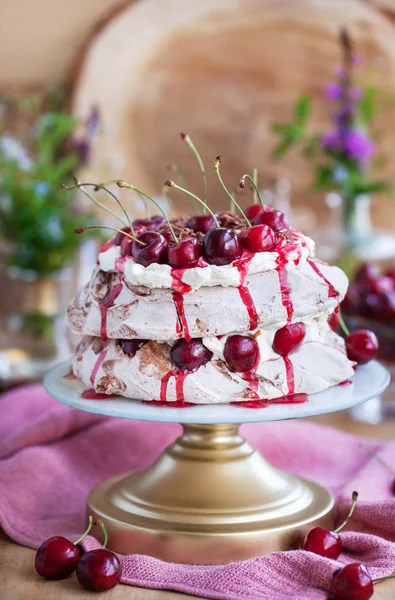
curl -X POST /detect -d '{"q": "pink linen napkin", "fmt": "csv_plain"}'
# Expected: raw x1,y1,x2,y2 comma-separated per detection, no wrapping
1,384,395,600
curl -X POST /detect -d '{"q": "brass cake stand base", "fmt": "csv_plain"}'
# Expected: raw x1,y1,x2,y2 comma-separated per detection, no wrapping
88,424,334,563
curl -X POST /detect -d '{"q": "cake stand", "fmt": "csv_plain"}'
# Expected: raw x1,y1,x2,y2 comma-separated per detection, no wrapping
45,361,390,565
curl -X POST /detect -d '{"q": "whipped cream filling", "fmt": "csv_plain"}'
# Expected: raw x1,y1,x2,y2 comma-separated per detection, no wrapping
98,231,315,292
202,313,331,364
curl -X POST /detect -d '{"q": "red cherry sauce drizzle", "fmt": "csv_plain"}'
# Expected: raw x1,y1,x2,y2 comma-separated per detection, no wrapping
89,349,107,387
99,238,116,254
114,256,127,273
171,269,192,342
339,379,353,386
276,250,296,395
99,276,123,341
231,393,308,408
153,368,192,406
234,253,258,330
82,389,119,400
307,259,338,299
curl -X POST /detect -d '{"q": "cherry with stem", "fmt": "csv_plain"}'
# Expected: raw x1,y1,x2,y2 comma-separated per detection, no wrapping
74,225,144,245
329,562,395,600
164,180,220,227
240,173,264,209
117,180,178,242
180,132,207,205
214,156,251,226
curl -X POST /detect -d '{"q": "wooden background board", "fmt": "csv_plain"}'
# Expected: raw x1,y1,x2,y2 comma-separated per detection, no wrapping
72,0,395,226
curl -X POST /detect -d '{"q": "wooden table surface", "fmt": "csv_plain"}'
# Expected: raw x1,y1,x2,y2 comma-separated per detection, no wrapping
2,407,395,600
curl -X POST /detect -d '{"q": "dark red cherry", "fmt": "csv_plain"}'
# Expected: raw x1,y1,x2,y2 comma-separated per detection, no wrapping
35,536,80,580
171,339,212,371
239,224,276,253
114,227,131,246
119,339,148,355
224,335,260,372
186,214,216,234
328,311,339,331
245,204,263,220
203,228,241,266
354,263,379,287
345,330,379,364
370,276,394,295
168,237,202,268
385,266,395,281
132,217,152,229
76,549,121,592
391,478,395,495
377,290,395,321
252,208,288,231
302,527,341,559
341,284,361,315
131,231,168,266
149,215,167,230
329,563,374,600
120,234,134,256
272,323,306,355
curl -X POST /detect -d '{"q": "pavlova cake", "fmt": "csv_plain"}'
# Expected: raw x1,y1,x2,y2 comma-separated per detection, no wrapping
66,138,375,406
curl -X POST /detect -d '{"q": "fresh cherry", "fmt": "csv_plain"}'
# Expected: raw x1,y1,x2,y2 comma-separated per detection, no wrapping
149,215,167,230
76,518,122,592
168,237,202,268
354,263,379,286
114,227,131,246
329,564,374,600
244,204,263,221
120,234,134,256
224,335,260,372
131,231,168,266
203,228,241,266
119,339,148,355
252,208,288,231
35,537,80,580
35,517,93,580
345,330,379,364
302,491,358,559
171,339,212,371
132,217,152,229
76,549,121,592
272,322,306,356
186,214,216,234
239,224,276,253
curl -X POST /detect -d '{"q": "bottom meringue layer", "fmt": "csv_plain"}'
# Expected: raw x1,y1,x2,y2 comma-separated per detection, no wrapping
72,330,355,404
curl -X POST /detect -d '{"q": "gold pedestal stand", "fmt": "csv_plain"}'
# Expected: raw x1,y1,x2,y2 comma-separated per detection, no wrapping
88,424,334,564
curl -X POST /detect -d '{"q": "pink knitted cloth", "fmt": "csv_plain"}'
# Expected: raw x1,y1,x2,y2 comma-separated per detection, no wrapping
1,385,395,600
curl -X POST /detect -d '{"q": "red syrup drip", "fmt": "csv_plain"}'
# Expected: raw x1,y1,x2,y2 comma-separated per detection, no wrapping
234,253,258,331
82,389,119,400
90,349,107,386
143,400,196,407
114,256,127,273
276,253,296,394
282,355,295,395
172,292,191,342
99,276,124,341
99,238,116,254
339,379,353,386
159,368,194,405
240,370,260,395
307,259,338,299
231,393,308,409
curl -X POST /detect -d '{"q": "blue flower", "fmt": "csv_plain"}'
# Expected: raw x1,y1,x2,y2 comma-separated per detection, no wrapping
34,181,50,197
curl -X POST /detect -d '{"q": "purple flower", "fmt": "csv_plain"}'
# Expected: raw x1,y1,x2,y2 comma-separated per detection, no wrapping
321,128,374,162
72,138,91,167
326,83,363,102
86,105,100,136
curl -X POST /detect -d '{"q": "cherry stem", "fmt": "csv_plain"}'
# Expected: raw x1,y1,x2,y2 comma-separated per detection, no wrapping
117,181,178,242
73,516,93,545
180,132,207,206
252,168,259,204
338,309,350,337
75,225,145,245
359,443,395,476
240,173,264,209
63,180,133,234
374,576,395,584
214,157,252,226
164,180,220,227
94,519,108,549
334,491,358,533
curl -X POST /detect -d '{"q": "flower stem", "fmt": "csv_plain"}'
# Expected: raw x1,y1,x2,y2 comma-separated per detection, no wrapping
165,180,220,227
73,516,93,545
240,173,264,209
334,491,358,533
117,181,178,242
214,157,251,226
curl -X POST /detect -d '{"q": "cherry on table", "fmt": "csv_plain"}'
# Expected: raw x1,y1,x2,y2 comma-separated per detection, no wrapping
329,563,374,600
252,208,289,232
168,237,202,268
224,335,260,372
272,323,306,356
119,339,148,356
186,214,216,234
203,228,241,266
239,224,276,253
171,339,213,371
345,330,379,364
35,516,93,580
244,204,263,221
131,231,168,266
302,491,358,559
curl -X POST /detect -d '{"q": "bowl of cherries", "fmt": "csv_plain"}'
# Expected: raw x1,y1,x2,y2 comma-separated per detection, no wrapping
342,262,395,363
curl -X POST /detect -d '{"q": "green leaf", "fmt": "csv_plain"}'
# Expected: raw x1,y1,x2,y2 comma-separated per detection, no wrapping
358,84,378,126
294,96,311,125
313,165,334,190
